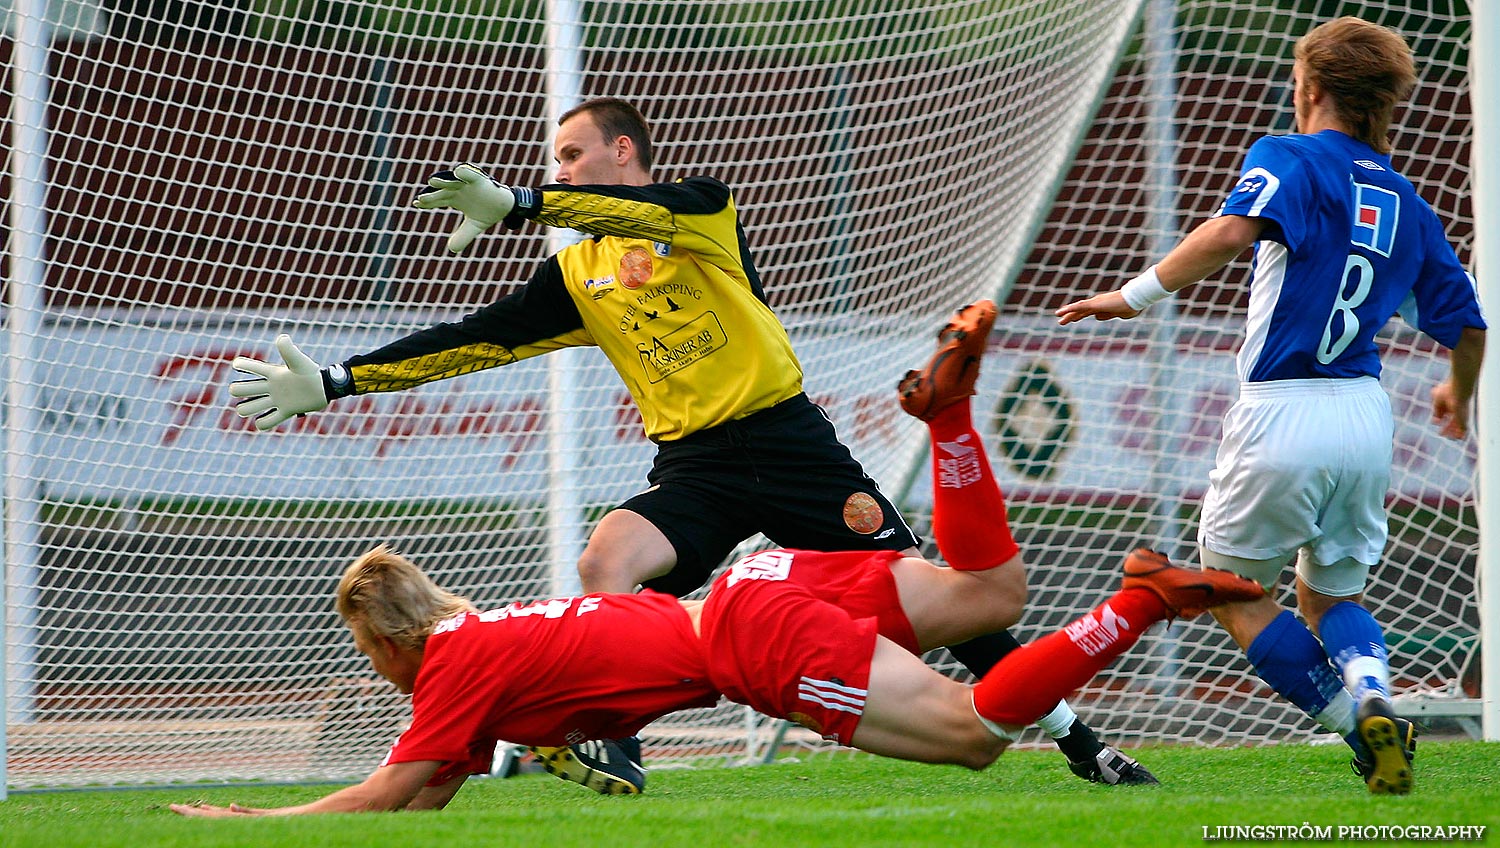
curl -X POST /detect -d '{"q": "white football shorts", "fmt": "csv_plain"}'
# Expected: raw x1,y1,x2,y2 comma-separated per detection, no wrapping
1197,376,1392,596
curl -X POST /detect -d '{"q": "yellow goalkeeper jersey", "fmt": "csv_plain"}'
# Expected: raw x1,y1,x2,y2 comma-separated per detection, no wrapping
343,177,805,441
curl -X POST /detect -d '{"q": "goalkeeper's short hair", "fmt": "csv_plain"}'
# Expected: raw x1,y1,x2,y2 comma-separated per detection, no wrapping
560,97,655,173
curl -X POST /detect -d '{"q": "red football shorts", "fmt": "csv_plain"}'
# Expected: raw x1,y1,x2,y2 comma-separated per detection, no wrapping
700,553,878,745
776,548,919,655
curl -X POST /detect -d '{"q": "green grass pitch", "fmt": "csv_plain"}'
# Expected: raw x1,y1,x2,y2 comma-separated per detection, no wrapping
3,742,1497,847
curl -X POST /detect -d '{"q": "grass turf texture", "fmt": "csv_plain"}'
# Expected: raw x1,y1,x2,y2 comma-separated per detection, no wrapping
3,743,1497,847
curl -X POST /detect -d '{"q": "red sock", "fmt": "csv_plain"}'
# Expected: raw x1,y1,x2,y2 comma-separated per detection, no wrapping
972,588,1168,726
927,399,1018,570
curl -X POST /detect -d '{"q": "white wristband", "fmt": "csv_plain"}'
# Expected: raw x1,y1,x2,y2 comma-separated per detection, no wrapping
1120,265,1172,312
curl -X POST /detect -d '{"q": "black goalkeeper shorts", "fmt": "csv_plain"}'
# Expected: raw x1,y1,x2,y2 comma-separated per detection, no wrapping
622,393,919,597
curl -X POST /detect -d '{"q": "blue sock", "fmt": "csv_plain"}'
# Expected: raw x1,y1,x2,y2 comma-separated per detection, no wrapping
1246,610,1354,737
1318,600,1390,704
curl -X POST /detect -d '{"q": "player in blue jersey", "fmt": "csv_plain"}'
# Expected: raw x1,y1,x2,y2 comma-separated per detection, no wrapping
1056,17,1485,796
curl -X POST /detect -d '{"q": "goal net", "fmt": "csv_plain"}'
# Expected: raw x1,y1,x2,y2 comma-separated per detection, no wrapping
0,0,1479,790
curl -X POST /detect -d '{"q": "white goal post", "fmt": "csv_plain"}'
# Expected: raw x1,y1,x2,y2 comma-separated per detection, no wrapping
1471,0,1499,744
2,0,1491,794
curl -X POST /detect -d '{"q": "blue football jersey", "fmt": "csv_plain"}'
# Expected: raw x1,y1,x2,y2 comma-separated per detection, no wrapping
1214,129,1485,383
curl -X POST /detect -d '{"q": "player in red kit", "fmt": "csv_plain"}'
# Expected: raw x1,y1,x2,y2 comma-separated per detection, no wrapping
171,511,1259,815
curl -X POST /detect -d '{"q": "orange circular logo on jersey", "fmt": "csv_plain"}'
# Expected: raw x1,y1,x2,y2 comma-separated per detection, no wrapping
842,492,884,535
619,247,653,289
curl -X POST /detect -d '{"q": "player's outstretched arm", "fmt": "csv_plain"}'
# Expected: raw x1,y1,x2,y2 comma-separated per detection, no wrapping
1057,214,1265,325
404,773,470,810
228,334,341,431
169,761,442,816
412,163,520,254
1431,326,1485,439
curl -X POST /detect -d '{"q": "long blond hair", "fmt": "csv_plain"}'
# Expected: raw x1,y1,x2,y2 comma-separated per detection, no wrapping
1295,17,1415,154
336,544,474,650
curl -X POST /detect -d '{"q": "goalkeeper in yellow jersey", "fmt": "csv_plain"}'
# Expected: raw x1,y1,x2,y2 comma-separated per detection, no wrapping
228,97,1152,788
231,97,917,600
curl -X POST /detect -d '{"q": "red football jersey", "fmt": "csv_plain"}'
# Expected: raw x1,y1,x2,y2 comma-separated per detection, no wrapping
383,590,718,774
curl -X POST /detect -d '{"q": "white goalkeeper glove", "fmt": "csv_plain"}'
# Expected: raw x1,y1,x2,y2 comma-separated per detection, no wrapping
229,334,333,431
412,163,517,254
